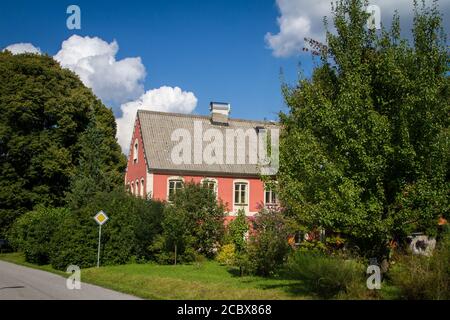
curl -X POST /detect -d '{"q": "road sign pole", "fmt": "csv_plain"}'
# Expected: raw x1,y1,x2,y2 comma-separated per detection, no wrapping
97,224,101,268
93,210,108,268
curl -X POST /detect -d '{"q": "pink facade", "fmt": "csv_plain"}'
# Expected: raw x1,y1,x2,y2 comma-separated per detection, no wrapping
124,118,147,198
125,117,272,216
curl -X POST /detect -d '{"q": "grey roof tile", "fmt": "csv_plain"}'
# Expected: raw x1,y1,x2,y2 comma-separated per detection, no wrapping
137,110,278,176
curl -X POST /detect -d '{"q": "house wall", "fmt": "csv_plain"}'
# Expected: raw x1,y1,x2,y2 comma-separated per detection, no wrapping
124,118,148,197
151,173,266,216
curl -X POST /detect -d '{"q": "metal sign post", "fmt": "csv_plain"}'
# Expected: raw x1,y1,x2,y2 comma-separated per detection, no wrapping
93,210,109,268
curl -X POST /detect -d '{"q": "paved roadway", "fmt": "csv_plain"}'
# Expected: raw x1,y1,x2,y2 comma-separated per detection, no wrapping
0,260,140,300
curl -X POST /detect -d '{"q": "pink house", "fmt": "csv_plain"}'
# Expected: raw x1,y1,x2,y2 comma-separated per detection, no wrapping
124,102,278,219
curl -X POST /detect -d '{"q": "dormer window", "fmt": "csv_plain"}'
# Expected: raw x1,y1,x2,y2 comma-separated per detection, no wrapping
133,139,138,164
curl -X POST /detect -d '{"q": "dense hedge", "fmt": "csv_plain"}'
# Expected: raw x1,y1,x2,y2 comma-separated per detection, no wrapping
8,206,69,264
50,189,164,270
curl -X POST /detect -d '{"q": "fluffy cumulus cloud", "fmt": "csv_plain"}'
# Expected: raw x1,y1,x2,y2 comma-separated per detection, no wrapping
3,43,41,54
54,35,146,106
265,0,450,57
116,86,198,152
4,35,198,153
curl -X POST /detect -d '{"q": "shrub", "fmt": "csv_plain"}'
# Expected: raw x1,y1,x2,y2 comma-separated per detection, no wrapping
284,251,366,299
50,189,164,270
226,209,248,252
246,208,292,276
156,182,226,264
388,229,450,300
8,206,69,265
216,243,236,266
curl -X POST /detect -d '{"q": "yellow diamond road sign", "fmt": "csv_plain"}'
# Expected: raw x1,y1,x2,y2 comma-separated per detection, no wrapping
94,210,109,226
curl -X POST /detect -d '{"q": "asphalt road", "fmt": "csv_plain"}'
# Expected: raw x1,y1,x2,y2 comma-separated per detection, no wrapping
0,260,140,300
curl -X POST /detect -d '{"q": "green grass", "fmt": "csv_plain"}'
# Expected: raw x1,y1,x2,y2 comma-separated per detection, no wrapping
0,252,309,300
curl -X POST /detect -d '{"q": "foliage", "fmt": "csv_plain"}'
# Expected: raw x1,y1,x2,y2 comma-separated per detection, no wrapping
388,228,450,299
0,52,126,237
7,206,68,264
155,182,226,264
216,243,236,266
49,189,164,270
246,208,292,276
284,251,366,299
226,209,249,253
278,0,449,257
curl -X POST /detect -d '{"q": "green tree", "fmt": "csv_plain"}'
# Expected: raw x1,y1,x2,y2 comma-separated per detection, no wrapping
0,52,126,237
278,0,449,257
156,182,226,263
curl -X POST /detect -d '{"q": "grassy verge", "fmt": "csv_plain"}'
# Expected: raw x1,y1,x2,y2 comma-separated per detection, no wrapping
0,252,309,300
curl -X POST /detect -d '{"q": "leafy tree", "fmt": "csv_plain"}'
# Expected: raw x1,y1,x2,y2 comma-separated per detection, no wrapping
278,0,449,257
0,52,126,237
156,182,226,263
227,209,249,253
226,209,249,275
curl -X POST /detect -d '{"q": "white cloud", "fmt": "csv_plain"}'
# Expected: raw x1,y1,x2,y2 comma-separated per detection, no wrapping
116,86,198,152
3,43,41,54
54,35,146,106
265,0,450,57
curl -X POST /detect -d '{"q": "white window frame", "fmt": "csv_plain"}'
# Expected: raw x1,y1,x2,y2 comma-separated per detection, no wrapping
135,179,139,196
264,185,278,206
131,182,134,195
201,178,218,198
233,179,249,213
167,177,184,202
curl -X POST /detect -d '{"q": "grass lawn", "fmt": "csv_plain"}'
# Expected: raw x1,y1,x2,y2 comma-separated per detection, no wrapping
0,252,310,300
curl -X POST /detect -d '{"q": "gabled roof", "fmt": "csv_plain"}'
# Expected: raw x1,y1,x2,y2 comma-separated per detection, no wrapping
137,110,278,176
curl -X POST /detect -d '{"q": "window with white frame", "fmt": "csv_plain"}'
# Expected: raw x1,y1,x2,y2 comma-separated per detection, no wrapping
168,178,183,201
264,187,278,205
202,178,217,196
234,182,248,205
133,139,138,164
131,182,134,195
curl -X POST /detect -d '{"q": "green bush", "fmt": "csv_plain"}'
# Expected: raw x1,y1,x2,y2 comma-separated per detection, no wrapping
216,243,236,266
155,182,226,264
8,206,69,265
246,209,292,276
284,251,366,299
50,189,164,270
389,230,450,300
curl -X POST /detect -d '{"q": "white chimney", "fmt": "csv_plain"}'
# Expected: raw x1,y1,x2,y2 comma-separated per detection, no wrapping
210,102,230,125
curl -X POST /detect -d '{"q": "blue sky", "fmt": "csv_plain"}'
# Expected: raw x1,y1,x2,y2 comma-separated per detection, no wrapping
1,0,448,151
0,0,309,121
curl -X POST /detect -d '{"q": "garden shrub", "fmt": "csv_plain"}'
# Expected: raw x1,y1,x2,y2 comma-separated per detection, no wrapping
155,182,226,264
8,206,69,265
216,243,236,266
50,189,164,270
246,208,292,276
284,251,365,299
